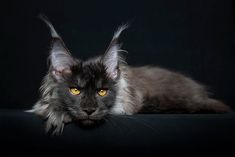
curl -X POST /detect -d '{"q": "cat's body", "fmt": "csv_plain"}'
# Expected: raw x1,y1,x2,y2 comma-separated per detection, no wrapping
112,65,231,114
29,15,232,134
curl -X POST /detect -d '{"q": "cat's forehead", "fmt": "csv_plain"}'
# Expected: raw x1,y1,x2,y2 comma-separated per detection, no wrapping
73,58,109,87
81,58,106,76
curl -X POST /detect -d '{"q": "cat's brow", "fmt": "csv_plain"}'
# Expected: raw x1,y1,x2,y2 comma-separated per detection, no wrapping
96,79,110,89
76,78,87,88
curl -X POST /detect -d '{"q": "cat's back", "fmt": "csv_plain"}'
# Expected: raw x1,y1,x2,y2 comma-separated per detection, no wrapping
122,65,206,98
119,65,233,113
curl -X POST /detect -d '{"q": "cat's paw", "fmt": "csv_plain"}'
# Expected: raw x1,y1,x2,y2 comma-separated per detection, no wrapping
29,101,72,135
45,111,71,135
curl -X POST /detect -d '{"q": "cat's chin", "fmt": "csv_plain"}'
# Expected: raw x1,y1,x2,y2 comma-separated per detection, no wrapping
81,119,96,126
76,119,104,129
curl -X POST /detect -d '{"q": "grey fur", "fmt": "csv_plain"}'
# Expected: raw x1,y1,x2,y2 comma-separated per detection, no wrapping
29,16,233,135
113,65,233,114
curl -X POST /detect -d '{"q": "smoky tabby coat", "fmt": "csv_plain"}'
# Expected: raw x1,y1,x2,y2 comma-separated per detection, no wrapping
29,15,233,134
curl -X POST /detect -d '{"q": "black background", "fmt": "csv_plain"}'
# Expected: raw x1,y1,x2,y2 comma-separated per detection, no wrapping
0,0,234,110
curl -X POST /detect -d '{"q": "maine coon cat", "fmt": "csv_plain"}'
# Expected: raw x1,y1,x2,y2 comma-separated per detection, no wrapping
29,15,233,134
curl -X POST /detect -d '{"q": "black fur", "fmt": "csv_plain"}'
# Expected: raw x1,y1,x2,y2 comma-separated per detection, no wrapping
29,16,233,135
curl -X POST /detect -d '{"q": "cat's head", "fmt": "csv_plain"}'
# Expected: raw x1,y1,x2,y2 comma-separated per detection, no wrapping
36,15,127,126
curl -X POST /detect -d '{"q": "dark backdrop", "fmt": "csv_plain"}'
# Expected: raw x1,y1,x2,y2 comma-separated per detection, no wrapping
0,0,234,110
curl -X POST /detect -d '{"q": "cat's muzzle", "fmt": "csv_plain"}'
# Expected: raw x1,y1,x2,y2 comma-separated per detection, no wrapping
72,109,108,127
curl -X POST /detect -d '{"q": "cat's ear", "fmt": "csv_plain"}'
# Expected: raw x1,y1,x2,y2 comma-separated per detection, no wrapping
39,14,76,81
102,25,128,80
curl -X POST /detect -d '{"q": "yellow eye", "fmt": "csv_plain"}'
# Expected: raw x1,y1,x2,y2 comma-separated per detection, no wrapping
98,89,107,96
69,88,81,95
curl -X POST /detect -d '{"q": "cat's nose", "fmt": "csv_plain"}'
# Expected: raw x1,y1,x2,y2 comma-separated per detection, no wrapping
83,108,96,115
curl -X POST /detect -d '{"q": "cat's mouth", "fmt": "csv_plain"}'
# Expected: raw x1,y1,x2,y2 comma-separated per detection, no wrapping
73,115,105,128
72,111,108,128
80,119,96,126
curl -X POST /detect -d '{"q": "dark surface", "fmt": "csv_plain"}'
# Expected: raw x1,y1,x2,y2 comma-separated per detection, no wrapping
1,110,235,155
0,1,234,156
0,0,234,110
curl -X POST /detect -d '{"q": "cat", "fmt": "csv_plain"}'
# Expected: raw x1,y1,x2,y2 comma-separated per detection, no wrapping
28,15,233,135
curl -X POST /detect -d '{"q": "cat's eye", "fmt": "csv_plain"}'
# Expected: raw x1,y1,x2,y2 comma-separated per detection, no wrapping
69,88,81,95
98,89,108,96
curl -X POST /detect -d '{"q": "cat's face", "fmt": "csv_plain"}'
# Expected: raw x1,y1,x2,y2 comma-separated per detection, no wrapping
36,17,127,127
57,58,118,125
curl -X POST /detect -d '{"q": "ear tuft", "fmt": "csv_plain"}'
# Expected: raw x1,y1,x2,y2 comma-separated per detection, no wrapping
103,24,128,80
38,14,61,39
113,24,129,40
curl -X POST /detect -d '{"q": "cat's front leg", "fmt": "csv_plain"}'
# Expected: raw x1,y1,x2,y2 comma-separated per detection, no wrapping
27,101,72,135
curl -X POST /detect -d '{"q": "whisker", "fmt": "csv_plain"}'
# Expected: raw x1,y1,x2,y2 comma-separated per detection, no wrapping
122,115,161,135
111,116,132,131
106,117,124,134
